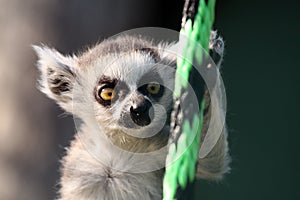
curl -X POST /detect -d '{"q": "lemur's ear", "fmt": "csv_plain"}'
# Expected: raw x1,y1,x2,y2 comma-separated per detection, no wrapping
33,45,77,113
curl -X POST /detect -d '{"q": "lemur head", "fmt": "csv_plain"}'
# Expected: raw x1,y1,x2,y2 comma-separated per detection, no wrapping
34,36,176,138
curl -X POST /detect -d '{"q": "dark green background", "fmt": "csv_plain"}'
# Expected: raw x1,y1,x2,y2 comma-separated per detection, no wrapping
197,1,299,199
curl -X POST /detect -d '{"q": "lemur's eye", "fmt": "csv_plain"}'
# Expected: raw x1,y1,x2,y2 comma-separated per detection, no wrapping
99,88,115,101
146,82,161,95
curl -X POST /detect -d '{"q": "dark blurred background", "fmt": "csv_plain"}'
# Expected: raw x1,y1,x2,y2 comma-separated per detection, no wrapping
0,0,299,199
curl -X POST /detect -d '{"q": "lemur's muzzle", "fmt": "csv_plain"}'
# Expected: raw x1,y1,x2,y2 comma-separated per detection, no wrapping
130,97,153,127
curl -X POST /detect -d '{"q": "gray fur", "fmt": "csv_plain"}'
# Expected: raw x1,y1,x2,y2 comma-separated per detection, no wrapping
34,32,229,200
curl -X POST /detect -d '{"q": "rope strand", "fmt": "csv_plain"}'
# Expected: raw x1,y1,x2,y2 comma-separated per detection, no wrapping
163,0,216,199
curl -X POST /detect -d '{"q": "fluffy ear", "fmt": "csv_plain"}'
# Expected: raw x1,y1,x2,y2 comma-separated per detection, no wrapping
33,45,77,113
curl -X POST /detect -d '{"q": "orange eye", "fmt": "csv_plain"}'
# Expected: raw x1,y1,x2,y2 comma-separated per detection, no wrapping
100,88,115,101
146,82,160,95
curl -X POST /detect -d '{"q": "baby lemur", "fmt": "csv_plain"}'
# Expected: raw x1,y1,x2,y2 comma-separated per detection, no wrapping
34,31,230,200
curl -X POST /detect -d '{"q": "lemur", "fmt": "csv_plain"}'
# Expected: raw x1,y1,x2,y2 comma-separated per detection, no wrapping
34,31,230,200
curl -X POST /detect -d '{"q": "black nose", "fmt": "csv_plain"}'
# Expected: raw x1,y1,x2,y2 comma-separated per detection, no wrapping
130,99,152,126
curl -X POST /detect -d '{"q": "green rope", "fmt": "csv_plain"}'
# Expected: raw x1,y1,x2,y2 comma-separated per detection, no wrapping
163,0,216,199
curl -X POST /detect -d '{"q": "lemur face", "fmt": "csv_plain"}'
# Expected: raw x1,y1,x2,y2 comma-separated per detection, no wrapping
90,46,175,137
34,36,176,137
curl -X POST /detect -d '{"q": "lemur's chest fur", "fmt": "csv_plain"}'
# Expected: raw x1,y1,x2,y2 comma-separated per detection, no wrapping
59,126,166,200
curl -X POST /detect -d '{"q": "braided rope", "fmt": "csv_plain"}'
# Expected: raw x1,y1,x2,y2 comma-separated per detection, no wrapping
163,0,216,199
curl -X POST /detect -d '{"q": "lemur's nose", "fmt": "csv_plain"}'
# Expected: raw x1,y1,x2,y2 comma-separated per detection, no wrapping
130,98,152,126
131,100,149,113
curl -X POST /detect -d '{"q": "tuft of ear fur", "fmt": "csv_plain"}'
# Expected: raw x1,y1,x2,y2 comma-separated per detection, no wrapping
33,45,77,113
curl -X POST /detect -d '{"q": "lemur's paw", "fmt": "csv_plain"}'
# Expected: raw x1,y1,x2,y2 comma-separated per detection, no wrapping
209,31,224,67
